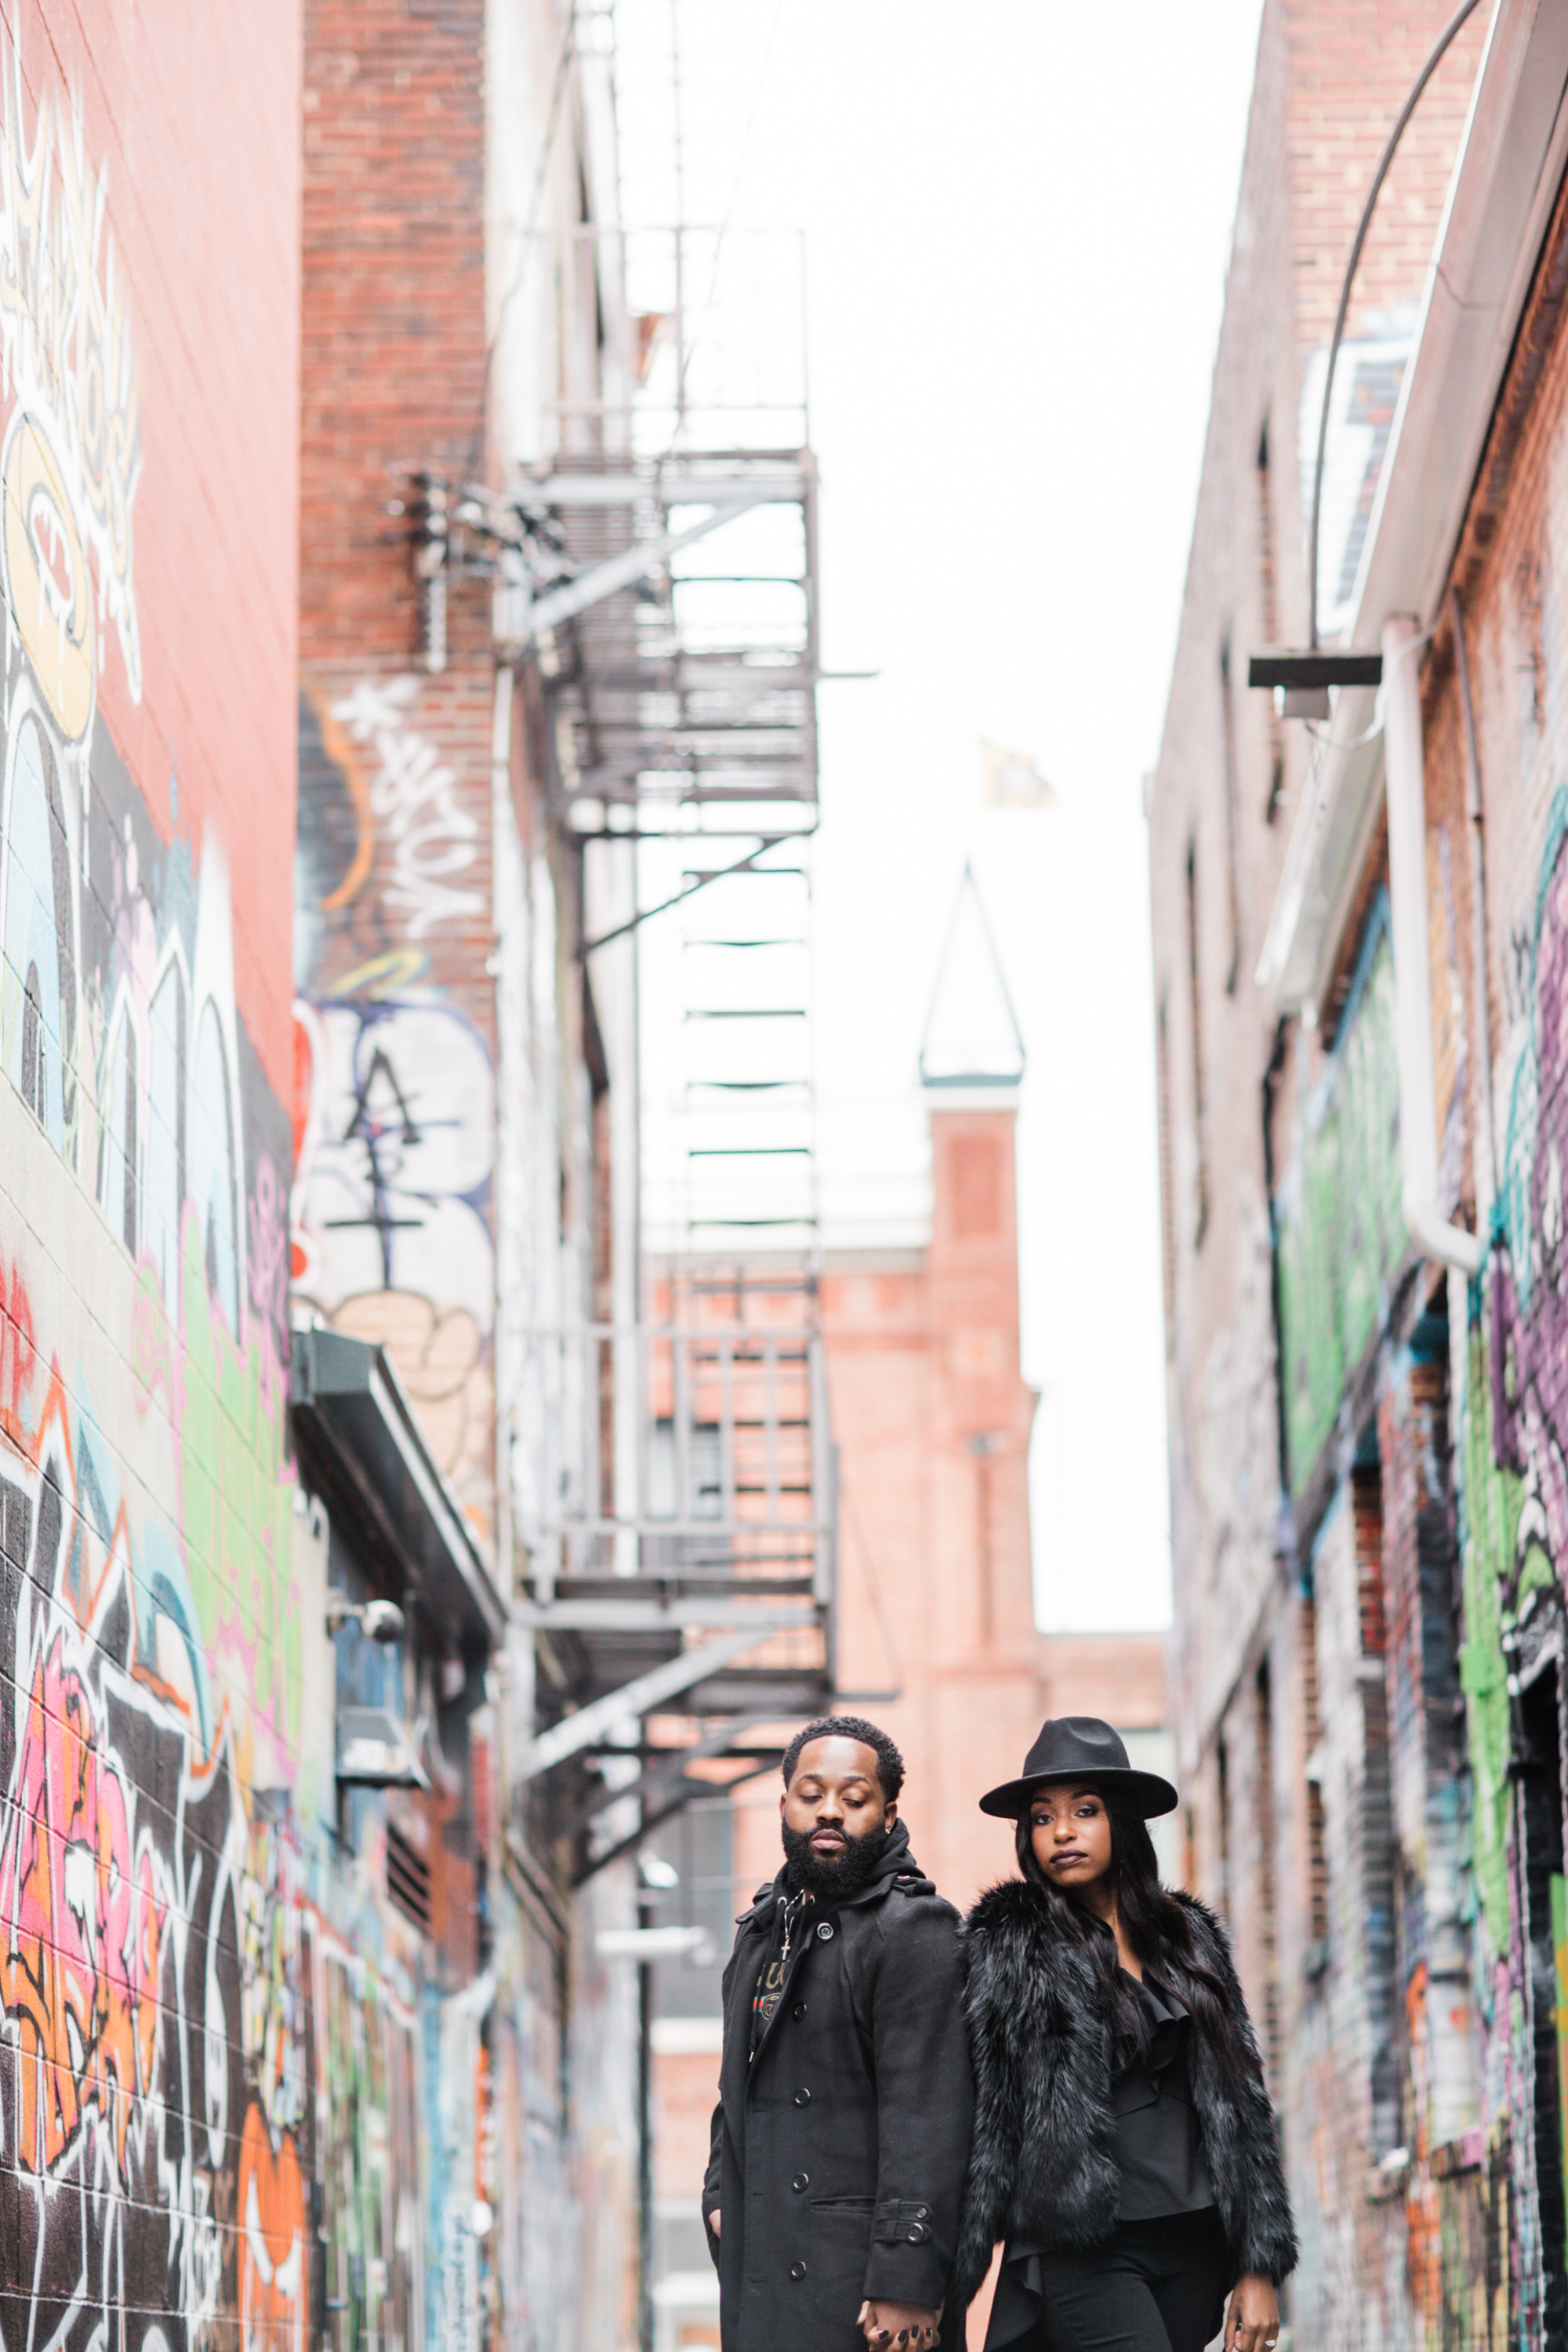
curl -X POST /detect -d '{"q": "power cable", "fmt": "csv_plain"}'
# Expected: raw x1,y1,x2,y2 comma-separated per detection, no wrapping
1306,0,1484,647
468,0,582,470
665,0,789,444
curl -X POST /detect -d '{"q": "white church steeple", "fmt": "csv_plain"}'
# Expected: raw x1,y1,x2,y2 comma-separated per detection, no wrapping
919,864,1026,1095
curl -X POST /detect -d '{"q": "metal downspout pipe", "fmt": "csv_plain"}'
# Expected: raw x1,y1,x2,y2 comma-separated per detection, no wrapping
1381,613,1485,1278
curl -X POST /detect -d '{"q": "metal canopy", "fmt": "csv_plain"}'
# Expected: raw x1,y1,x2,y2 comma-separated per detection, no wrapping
291,1326,506,1659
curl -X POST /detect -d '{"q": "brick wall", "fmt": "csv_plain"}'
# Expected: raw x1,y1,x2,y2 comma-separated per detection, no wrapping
302,0,489,665
800,1102,1042,1912
1283,1,1485,350
293,9,640,2348
0,8,313,2350
1404,143,1568,2347
1148,4,1492,2341
295,0,504,1540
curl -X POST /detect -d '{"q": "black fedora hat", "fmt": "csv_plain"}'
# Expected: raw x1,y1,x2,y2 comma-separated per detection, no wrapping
978,1715,1178,1820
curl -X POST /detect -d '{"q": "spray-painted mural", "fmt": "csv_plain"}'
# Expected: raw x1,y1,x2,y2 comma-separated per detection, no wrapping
0,38,491,2352
293,681,496,1541
1438,775,1568,2349
1275,902,1406,1494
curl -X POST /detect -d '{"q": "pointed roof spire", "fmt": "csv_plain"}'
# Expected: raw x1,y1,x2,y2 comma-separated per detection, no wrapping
919,865,1026,1094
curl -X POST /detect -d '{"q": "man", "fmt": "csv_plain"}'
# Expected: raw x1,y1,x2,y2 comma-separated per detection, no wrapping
703,1715,974,2352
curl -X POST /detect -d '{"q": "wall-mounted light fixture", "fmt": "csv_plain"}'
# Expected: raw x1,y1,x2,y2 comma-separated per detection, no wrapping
325,1592,406,1644
1248,0,1483,717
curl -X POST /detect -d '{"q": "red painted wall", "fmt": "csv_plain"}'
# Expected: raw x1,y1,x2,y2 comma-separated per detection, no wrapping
16,0,303,1098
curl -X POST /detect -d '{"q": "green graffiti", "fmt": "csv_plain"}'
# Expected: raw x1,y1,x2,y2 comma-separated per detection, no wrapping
1276,921,1405,1493
321,1947,419,2352
1458,1321,1518,1950
132,1210,300,1752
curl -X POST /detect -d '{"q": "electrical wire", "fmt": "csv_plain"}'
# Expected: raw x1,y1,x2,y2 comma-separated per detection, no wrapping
1307,0,1485,648
467,0,582,470
665,0,788,443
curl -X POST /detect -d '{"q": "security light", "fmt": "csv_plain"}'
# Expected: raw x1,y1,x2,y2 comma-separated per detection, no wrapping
325,1592,407,1644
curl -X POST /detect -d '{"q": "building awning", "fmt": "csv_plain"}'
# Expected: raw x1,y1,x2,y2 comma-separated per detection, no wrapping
291,1325,507,1660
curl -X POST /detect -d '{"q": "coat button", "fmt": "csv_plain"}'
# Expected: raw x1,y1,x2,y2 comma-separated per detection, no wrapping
816,1921,834,1940
907,2227,927,2244
793,2088,811,2107
789,2262,807,2280
915,2206,929,2220
791,2173,810,2193
793,2002,807,2020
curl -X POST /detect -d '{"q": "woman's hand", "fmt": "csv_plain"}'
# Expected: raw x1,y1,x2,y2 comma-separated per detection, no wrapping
708,2211,720,2240
857,2299,942,2350
1224,2274,1279,2352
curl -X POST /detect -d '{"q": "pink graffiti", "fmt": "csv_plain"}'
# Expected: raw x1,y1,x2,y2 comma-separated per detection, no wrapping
249,1150,289,1334
0,1240,37,1430
0,1627,165,2176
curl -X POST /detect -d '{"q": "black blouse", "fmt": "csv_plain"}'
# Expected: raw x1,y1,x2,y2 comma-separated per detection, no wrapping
984,1969,1215,2347
1110,1969,1214,2218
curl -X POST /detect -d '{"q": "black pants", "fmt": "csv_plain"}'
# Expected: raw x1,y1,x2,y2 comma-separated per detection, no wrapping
986,2211,1232,2352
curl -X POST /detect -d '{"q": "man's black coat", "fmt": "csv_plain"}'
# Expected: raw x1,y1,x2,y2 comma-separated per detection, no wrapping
702,1823,975,2352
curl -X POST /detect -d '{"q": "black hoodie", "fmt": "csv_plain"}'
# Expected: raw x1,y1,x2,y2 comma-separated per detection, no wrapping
703,1821,975,2352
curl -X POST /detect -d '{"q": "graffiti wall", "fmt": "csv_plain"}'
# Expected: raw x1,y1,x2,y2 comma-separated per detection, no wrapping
0,16,481,2352
293,678,499,1545
1275,902,1405,1495
1453,775,1568,2347
1428,245,1568,2341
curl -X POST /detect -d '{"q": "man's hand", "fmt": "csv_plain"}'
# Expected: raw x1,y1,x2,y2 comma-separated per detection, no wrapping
857,2299,941,2350
1223,2274,1279,2352
709,2211,720,2241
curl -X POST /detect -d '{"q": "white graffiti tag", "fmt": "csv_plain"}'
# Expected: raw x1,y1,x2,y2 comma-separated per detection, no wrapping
330,676,484,937
0,45,142,714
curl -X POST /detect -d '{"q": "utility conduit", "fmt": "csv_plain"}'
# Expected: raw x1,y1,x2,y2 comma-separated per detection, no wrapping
1381,612,1485,1277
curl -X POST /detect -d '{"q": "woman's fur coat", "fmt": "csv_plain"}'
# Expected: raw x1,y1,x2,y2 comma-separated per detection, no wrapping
953,1878,1297,2307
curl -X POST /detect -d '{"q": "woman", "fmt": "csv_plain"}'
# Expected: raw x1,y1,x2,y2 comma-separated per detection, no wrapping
955,1717,1295,2352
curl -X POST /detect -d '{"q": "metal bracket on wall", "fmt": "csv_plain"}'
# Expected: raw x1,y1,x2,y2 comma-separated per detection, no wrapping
518,1620,803,1782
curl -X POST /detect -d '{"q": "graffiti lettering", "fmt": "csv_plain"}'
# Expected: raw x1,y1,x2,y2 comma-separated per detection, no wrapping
328,677,483,938
291,994,495,1526
0,43,140,707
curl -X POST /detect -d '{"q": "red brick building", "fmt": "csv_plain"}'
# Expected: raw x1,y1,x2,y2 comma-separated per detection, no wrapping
292,4,648,2345
1149,2,1568,2341
651,877,1170,2351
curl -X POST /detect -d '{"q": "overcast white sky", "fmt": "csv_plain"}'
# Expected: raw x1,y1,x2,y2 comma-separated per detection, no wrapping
616,0,1266,1631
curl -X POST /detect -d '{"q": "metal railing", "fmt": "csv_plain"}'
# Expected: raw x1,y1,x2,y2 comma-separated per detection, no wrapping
514,1322,834,1612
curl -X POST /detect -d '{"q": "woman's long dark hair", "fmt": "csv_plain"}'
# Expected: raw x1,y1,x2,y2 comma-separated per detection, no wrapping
1014,1793,1251,2094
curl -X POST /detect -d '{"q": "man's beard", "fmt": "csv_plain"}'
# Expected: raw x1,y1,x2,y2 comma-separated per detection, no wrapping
782,1819,893,1897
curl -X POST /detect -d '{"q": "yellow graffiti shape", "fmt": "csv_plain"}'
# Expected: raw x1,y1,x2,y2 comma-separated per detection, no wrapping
2,409,93,740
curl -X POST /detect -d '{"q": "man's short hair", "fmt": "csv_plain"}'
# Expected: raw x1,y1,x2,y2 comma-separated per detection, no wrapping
781,1715,905,1805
